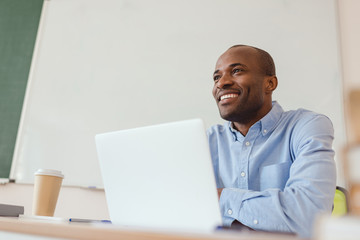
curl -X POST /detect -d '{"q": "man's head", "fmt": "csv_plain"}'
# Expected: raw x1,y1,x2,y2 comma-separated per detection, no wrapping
212,45,278,128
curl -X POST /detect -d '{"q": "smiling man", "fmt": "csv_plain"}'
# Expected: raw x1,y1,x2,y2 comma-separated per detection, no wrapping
207,45,336,238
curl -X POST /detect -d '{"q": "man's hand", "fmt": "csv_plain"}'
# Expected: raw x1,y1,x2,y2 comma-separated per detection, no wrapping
217,188,223,199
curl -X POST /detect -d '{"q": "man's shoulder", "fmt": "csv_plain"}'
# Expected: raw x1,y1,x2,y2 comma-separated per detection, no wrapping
268,102,332,129
207,122,227,134
206,122,233,139
283,107,332,125
280,107,333,135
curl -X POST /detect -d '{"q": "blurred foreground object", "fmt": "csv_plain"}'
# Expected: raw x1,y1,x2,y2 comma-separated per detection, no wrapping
344,89,360,215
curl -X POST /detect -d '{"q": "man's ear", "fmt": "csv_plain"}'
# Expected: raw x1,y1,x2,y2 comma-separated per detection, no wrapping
265,76,278,93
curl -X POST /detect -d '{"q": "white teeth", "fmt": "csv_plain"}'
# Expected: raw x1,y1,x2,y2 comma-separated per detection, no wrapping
220,94,238,101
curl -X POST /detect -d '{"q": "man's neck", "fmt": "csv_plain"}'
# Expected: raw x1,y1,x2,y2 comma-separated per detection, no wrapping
232,102,274,136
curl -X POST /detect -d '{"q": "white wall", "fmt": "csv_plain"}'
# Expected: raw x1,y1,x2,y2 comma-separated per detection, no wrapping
1,0,358,219
12,0,345,188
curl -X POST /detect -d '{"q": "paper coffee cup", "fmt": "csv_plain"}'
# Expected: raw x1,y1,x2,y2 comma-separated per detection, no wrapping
32,169,64,216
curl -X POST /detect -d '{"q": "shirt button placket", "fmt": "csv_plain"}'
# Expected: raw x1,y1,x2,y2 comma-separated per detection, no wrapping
240,140,251,188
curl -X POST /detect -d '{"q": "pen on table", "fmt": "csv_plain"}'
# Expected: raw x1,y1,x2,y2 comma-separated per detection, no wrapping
69,218,111,223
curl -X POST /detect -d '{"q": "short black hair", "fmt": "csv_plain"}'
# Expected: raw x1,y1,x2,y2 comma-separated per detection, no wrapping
229,44,276,76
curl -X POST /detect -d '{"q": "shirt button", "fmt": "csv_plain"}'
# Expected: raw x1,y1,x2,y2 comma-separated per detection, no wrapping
241,172,246,177
245,141,250,146
227,209,233,215
253,219,258,225
263,129,267,133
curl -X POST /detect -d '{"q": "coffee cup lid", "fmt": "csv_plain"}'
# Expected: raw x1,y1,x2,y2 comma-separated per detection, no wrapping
34,169,64,178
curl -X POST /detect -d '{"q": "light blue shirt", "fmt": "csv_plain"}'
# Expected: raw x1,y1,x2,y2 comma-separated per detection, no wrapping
207,101,336,238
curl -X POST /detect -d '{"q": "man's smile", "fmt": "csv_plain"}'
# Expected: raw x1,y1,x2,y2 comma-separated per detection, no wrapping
216,90,241,103
220,93,239,101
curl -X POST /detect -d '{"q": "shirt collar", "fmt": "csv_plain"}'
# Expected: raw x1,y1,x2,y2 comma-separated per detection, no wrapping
227,101,284,140
259,101,283,136
228,121,242,141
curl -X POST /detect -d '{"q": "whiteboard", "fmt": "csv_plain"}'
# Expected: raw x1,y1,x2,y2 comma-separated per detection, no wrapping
11,0,345,187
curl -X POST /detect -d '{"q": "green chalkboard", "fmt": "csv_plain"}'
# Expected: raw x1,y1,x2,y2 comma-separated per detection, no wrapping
0,0,43,178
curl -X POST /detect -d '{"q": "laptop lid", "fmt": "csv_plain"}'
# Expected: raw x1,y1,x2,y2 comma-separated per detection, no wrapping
95,119,222,232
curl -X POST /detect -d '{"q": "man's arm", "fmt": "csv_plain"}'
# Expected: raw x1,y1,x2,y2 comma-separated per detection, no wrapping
218,115,336,238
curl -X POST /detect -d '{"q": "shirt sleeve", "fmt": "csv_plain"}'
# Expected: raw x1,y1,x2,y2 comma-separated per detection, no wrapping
219,115,336,238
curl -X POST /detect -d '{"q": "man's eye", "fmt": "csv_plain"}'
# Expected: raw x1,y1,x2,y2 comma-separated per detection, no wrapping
213,75,220,81
233,68,243,74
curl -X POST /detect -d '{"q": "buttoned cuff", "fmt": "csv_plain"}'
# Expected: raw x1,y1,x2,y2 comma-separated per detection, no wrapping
219,188,247,226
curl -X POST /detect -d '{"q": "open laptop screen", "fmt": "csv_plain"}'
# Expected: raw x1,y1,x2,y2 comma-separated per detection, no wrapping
95,119,222,232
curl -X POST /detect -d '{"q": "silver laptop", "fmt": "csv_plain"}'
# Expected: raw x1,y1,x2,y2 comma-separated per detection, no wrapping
95,119,222,232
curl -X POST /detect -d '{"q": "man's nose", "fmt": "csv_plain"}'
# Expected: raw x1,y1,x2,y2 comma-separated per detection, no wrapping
216,74,233,89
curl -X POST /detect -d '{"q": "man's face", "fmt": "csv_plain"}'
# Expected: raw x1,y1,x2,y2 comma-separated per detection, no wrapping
212,46,268,123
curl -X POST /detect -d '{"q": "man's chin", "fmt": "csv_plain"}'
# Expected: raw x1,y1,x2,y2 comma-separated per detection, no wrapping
219,108,249,123
219,111,238,122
